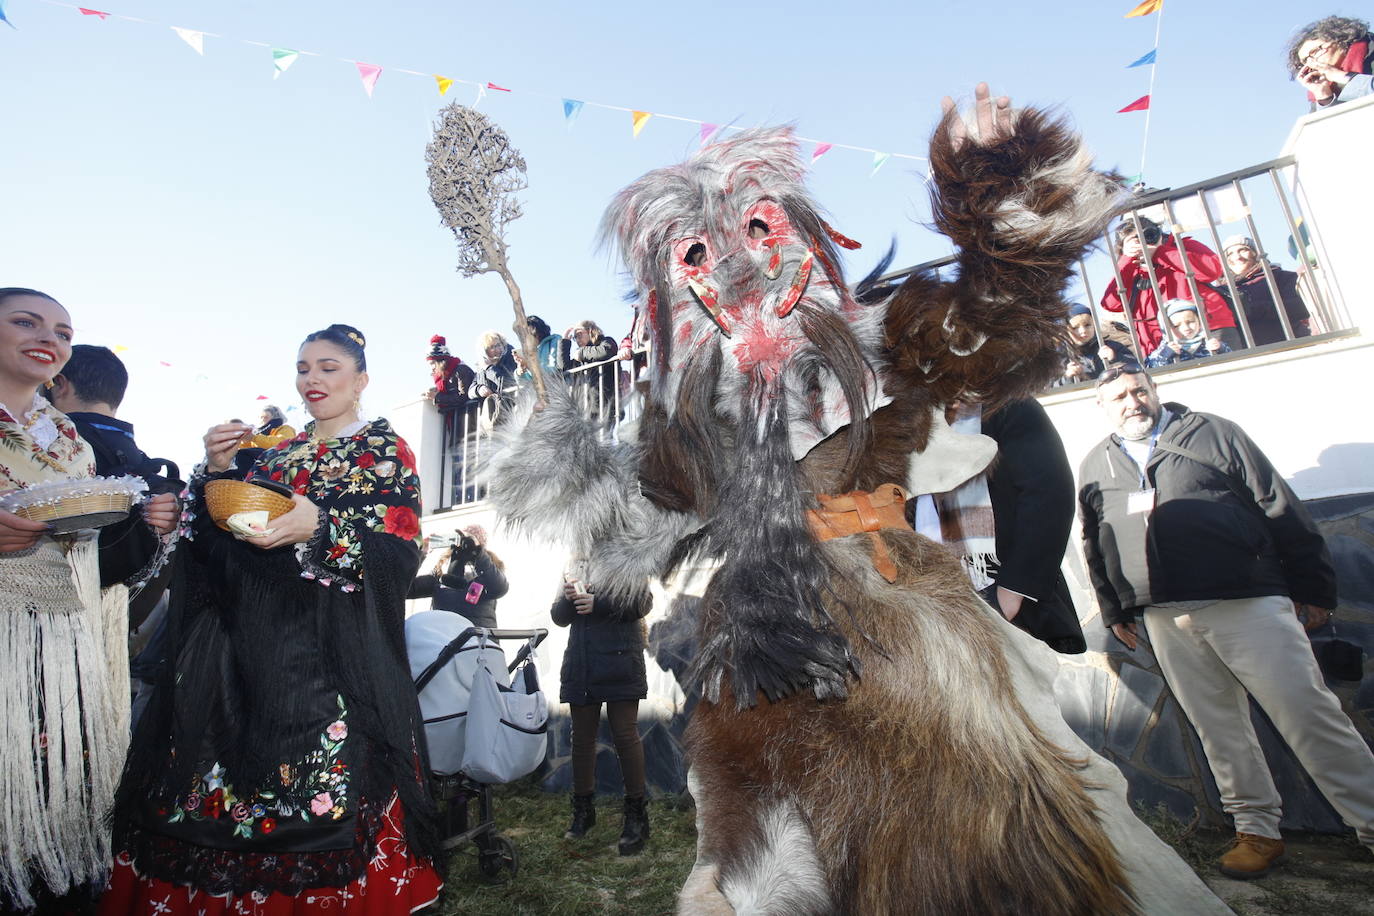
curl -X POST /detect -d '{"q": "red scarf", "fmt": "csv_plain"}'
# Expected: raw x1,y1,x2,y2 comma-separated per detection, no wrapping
1308,39,1371,101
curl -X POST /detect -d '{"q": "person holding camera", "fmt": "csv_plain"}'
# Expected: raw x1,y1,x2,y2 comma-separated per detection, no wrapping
408,524,509,628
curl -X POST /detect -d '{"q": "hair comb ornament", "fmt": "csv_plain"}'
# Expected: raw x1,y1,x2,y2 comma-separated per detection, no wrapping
347,331,366,348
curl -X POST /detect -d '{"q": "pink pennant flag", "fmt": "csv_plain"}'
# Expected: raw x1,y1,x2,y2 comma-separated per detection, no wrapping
699,123,719,146
1117,94,1151,113
811,142,833,163
355,62,382,98
78,7,109,18
486,81,511,92
159,361,172,367
255,394,269,401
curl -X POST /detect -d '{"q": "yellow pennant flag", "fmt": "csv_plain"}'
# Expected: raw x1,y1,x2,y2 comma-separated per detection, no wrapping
113,345,130,353
631,110,652,138
1125,0,1162,16
434,75,453,96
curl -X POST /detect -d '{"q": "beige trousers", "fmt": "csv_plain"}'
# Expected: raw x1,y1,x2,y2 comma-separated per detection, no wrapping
1144,595,1374,845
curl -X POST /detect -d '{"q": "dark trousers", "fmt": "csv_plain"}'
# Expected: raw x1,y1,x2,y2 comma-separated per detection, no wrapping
569,700,645,797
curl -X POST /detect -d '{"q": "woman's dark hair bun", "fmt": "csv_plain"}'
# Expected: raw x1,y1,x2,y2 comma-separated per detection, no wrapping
303,323,367,370
328,324,366,349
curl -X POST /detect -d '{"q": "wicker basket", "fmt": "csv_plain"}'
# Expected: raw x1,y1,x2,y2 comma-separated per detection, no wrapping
204,479,296,531
14,492,136,533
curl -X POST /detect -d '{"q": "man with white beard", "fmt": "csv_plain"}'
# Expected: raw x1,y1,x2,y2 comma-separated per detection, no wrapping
1077,365,1374,880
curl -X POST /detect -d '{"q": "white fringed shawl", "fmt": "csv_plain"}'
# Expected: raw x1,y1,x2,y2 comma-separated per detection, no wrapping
0,396,128,909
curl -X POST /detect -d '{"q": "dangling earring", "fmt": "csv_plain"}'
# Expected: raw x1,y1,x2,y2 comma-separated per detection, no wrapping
43,378,55,390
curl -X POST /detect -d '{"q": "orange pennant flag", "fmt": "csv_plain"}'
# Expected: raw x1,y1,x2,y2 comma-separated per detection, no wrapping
631,110,652,138
1124,0,1162,17
434,75,453,96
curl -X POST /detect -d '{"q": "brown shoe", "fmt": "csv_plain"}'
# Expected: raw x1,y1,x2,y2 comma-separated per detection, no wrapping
1219,833,1287,879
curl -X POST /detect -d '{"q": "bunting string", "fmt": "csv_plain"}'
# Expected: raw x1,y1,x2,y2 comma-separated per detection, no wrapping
25,0,928,170
1118,0,1165,187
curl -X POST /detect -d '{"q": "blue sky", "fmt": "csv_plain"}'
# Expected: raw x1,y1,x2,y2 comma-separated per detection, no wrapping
0,0,1333,468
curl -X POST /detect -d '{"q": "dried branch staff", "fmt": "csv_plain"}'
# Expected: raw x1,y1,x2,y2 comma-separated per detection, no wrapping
426,103,547,403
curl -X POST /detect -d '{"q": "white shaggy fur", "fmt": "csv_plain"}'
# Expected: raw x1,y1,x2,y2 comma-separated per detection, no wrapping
718,800,831,916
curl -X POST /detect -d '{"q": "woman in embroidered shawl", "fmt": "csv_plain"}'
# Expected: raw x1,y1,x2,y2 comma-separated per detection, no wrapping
103,324,442,914
0,289,178,912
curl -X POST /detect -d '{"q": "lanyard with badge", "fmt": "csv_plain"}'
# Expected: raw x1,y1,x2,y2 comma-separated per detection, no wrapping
1118,423,1162,517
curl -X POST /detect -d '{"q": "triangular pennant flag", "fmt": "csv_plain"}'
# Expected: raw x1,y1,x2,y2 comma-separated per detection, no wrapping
255,394,269,401
1126,48,1157,68
172,27,204,55
355,62,382,98
272,48,299,78
699,123,719,146
159,361,172,367
1118,173,1143,188
562,99,584,129
485,81,510,92
78,8,109,18
113,345,129,353
1117,94,1151,113
1124,0,1162,17
631,110,652,138
0,0,16,29
870,151,891,177
811,142,834,163
434,75,453,96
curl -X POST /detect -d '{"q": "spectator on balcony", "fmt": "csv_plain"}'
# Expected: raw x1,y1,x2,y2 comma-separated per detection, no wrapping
559,320,619,418
514,315,562,384
1100,217,1242,355
1145,300,1232,368
1059,304,1135,385
1221,237,1312,347
1288,16,1373,110
425,334,476,413
470,330,519,424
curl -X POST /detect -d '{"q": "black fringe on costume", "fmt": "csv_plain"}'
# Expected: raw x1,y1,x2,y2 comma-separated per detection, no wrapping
672,390,860,709
111,505,440,894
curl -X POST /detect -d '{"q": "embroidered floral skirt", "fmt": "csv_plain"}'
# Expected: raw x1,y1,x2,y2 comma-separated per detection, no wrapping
99,796,442,915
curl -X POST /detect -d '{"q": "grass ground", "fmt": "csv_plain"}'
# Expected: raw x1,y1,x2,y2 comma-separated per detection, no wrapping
438,789,1373,915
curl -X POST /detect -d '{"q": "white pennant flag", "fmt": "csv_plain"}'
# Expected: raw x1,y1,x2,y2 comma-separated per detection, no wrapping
172,26,204,55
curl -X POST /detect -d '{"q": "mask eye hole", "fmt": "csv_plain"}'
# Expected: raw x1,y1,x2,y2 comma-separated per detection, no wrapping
748,219,770,239
684,242,707,267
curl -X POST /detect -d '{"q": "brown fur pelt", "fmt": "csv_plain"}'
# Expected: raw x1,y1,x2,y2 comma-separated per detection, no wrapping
685,531,1137,915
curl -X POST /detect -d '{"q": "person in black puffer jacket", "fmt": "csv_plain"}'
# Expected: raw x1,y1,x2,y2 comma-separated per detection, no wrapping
407,525,509,628
551,572,650,856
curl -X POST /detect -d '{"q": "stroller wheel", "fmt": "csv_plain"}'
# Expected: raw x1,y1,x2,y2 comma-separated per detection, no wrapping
477,833,518,882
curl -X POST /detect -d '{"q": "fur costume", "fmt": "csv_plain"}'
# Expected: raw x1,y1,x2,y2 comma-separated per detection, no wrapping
492,103,1229,914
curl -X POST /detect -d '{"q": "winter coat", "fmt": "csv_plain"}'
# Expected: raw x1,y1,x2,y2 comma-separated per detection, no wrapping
1100,238,1235,353
407,546,509,628
982,400,1086,654
552,589,650,706
558,334,620,416
1077,403,1336,628
1232,267,1310,346
1144,336,1231,368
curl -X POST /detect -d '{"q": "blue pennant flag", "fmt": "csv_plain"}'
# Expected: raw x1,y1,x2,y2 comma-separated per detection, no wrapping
1127,49,1157,68
562,98,584,129
0,0,16,28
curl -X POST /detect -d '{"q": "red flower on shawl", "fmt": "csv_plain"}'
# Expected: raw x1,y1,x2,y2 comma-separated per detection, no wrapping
395,438,416,472
291,468,310,492
260,818,277,834
355,451,376,469
206,789,224,818
62,425,77,440
382,505,419,541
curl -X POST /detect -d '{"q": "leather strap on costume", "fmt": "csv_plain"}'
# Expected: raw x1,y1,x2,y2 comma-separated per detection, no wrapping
806,483,909,583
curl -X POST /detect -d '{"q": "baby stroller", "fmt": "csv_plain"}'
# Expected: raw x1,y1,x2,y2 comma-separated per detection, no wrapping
406,611,549,881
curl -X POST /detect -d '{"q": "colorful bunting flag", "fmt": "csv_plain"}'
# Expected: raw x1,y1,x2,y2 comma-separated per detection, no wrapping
159,361,172,367
562,98,584,129
0,0,15,29
1127,49,1156,68
272,48,299,78
811,142,833,163
79,8,109,18
355,62,382,98
172,26,204,55
1124,0,1162,17
631,110,652,138
699,123,719,146
1118,173,1143,187
434,75,453,96
1117,94,1151,113
486,81,510,92
870,151,891,177
255,394,268,400
113,345,129,353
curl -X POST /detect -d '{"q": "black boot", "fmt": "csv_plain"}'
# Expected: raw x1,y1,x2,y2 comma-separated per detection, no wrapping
565,793,596,839
618,795,650,855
